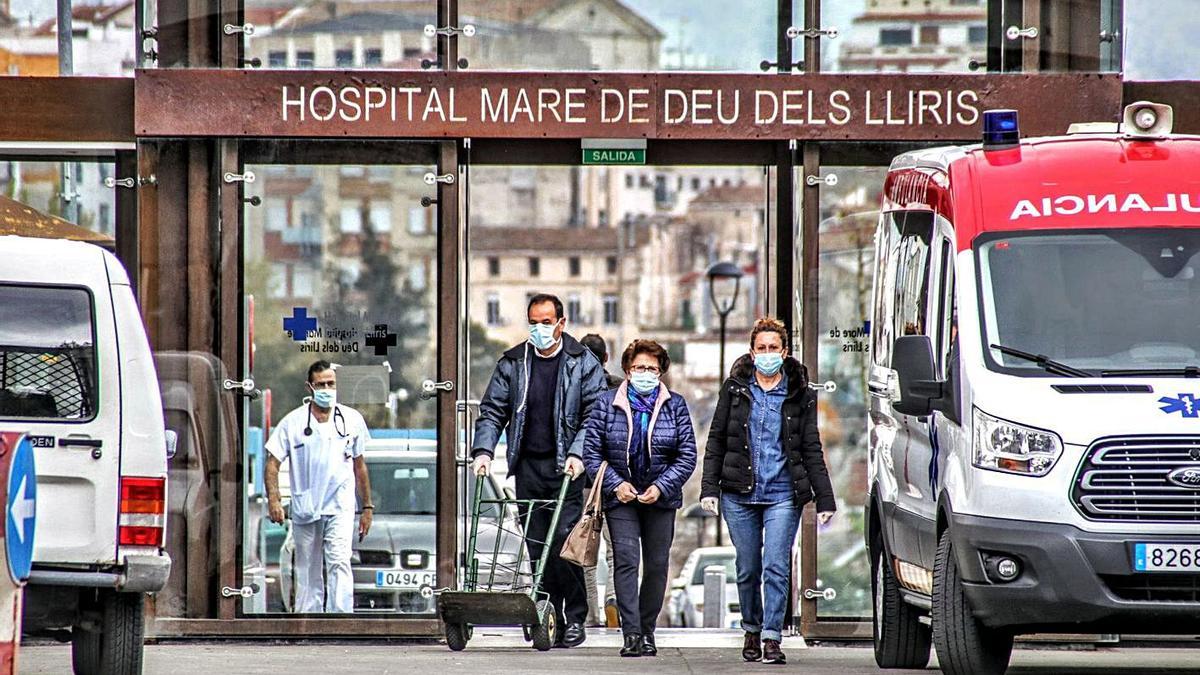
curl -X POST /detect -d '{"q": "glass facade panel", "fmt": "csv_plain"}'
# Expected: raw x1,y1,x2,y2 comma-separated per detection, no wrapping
0,3,138,75
465,164,773,625
812,165,885,618
0,160,116,241
243,160,440,614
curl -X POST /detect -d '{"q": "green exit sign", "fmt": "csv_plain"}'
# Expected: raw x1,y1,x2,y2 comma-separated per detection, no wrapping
582,147,646,165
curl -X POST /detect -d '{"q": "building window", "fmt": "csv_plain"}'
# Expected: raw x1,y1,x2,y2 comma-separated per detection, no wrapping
606,256,618,275
568,256,581,277
603,294,620,325
625,174,634,188
296,51,315,68
486,293,501,326
292,266,315,299
335,49,354,67
408,259,427,291
488,257,500,277
691,177,700,191
369,203,391,232
968,25,987,44
340,205,363,233
919,26,939,45
268,51,287,68
879,28,913,46
266,200,287,231
567,294,582,324
529,257,540,277
408,206,426,235
365,48,383,67
99,203,111,228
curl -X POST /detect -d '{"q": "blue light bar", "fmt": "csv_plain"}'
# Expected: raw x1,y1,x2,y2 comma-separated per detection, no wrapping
982,109,1020,150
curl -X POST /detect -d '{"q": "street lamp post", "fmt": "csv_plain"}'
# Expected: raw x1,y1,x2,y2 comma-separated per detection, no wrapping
706,261,743,546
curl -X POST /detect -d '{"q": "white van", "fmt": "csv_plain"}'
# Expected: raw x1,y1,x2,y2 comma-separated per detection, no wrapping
0,236,169,674
868,103,1200,675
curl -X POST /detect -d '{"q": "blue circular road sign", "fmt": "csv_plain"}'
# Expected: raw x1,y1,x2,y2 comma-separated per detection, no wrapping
6,437,36,585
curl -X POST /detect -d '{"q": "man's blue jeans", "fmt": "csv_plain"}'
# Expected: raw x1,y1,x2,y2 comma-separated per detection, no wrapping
721,495,801,642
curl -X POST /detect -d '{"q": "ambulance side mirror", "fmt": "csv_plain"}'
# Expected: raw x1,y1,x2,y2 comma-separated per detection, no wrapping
892,336,942,417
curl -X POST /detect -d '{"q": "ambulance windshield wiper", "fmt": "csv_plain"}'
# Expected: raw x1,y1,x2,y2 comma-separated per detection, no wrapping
989,344,1091,378
1100,366,1200,378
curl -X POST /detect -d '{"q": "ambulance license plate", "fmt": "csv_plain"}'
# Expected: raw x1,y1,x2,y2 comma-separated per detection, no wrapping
376,570,436,588
1133,543,1200,572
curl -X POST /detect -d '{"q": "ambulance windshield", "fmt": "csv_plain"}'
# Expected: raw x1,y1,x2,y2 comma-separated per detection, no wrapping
977,229,1200,376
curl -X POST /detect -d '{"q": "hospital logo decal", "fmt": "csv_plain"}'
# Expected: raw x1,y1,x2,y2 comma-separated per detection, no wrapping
365,324,397,356
283,307,318,342
1159,394,1200,418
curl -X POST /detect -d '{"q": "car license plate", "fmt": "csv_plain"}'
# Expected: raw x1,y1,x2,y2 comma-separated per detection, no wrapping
375,570,436,588
1133,543,1200,572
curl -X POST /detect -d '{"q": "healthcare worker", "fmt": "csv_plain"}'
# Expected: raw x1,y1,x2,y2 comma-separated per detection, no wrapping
265,360,373,613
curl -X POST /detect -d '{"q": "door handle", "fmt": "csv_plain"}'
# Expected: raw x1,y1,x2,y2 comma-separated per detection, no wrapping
58,437,102,448
420,379,454,399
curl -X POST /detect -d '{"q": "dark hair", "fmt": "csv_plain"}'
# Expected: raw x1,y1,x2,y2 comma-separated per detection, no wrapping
621,339,670,375
580,334,608,362
527,293,564,321
750,316,788,351
307,360,333,383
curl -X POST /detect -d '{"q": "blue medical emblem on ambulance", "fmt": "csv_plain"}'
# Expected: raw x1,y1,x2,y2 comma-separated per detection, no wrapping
1159,394,1199,418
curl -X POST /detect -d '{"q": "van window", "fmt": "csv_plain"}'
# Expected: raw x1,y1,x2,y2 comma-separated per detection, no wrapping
873,212,934,368
0,285,97,420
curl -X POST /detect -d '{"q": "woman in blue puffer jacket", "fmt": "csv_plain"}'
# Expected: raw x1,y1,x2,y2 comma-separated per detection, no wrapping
583,339,697,658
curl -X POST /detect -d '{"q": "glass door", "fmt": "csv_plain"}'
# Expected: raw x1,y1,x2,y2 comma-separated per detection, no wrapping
236,142,456,625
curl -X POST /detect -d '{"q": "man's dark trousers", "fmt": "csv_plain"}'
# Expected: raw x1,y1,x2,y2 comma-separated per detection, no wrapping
516,454,588,632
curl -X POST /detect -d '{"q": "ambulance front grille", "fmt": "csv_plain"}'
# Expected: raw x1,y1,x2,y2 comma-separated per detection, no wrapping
1072,436,1200,522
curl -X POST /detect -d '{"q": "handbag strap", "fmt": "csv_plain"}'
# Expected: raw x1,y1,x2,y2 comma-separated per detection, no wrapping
585,461,608,514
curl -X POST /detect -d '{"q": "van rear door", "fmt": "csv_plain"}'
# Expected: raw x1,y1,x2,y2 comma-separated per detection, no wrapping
0,260,122,565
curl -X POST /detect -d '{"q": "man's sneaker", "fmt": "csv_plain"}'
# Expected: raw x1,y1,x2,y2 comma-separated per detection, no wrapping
742,632,762,662
762,638,786,664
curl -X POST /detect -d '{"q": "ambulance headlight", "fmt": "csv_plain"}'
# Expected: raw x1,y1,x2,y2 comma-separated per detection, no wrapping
972,408,1062,476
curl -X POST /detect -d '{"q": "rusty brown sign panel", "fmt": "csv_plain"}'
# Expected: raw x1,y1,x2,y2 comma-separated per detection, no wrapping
135,70,1122,141
0,77,134,143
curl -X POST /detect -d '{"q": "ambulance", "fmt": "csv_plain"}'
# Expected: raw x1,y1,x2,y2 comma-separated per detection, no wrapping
867,102,1200,674
0,236,169,675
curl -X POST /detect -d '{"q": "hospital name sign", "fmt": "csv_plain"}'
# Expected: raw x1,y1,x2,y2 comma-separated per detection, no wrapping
135,71,1122,141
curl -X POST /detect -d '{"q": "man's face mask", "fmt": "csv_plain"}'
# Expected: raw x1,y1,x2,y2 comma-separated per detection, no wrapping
309,384,337,409
528,321,560,350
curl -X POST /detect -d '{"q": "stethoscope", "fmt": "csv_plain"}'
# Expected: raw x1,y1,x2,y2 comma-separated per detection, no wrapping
303,399,348,438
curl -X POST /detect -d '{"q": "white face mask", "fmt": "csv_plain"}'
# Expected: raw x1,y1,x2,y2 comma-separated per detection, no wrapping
528,322,559,350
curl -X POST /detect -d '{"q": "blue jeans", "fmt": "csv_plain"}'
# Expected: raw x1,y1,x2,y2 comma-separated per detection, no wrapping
721,494,801,642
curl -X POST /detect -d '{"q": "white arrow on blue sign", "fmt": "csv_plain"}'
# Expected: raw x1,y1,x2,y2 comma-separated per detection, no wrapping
6,437,35,585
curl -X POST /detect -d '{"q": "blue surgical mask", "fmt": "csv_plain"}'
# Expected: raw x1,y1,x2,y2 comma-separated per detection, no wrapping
311,388,337,409
630,372,660,394
754,353,784,377
528,322,559,351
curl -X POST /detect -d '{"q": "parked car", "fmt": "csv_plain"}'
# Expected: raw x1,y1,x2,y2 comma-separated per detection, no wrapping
667,546,740,628
278,439,526,613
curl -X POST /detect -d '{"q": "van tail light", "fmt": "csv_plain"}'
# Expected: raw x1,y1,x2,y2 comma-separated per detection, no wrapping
119,476,166,548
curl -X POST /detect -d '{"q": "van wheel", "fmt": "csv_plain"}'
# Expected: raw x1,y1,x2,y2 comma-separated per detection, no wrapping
871,540,931,668
71,590,145,675
932,532,1013,675
445,622,470,651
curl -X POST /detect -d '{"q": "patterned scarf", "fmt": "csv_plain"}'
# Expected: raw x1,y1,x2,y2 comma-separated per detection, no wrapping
627,385,656,490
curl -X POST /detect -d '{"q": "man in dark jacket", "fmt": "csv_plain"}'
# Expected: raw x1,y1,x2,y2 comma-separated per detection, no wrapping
471,293,606,647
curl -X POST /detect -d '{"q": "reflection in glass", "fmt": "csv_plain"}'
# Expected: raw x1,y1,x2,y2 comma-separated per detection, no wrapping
0,3,137,75
814,166,886,618
825,0,987,73
460,0,781,71
245,0,435,69
0,161,115,240
243,161,439,614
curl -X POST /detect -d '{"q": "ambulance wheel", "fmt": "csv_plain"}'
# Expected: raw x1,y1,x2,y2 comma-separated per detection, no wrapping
932,532,1013,675
71,590,145,675
445,622,470,652
871,536,931,669
531,599,556,652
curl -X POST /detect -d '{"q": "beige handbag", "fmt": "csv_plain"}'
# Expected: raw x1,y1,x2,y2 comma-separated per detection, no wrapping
560,461,608,568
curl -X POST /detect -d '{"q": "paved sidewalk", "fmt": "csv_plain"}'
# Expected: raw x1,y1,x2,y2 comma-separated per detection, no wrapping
18,633,1200,675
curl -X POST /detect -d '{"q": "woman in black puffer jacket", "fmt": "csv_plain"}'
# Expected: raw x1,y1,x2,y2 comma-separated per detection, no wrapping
700,317,835,665
583,339,696,659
